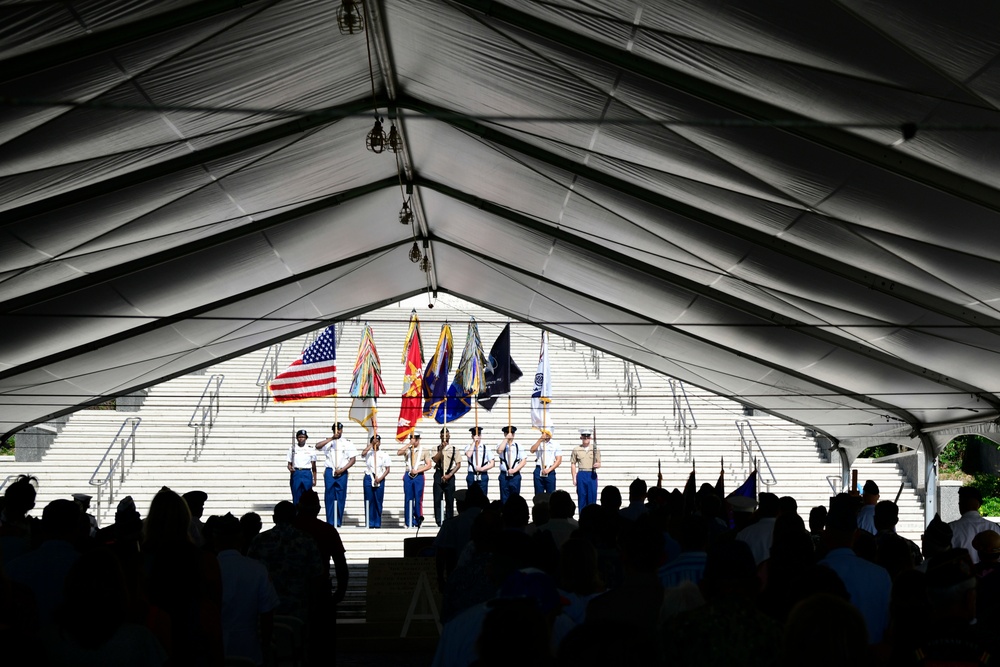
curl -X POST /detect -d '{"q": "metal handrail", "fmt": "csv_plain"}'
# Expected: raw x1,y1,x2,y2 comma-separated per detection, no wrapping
255,343,282,412
826,475,843,495
623,361,642,415
187,374,224,462
669,379,698,430
589,348,601,379
89,417,141,525
0,474,19,494
736,420,778,487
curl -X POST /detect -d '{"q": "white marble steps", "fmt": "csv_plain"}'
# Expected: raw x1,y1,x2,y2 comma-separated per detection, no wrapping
1,296,927,560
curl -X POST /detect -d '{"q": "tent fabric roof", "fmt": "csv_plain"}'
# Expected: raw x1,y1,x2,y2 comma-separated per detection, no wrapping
4,0,1000,454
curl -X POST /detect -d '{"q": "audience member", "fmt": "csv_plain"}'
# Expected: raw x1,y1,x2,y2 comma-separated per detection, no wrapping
214,513,279,666
818,498,892,644
950,486,1000,564
248,500,323,622
736,492,780,566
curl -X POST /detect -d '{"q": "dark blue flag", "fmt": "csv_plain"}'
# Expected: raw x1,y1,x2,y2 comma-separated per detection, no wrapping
478,323,523,411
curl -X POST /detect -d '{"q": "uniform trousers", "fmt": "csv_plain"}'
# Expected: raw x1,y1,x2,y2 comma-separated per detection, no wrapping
324,468,348,527
403,472,426,527
576,470,598,510
533,467,557,495
433,469,455,526
466,472,489,499
363,474,384,528
290,469,313,504
498,471,522,503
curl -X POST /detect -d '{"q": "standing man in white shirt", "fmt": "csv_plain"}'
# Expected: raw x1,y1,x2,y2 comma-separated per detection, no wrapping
397,431,433,528
315,422,356,528
497,425,526,503
950,486,1000,564
465,426,495,500
530,432,562,495
361,434,391,529
286,429,317,505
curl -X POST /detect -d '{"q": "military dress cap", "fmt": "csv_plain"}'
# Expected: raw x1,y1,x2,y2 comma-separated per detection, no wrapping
296,429,308,437
501,425,517,434
71,493,92,506
863,480,880,495
183,490,208,505
413,431,422,438
469,426,484,435
579,428,593,437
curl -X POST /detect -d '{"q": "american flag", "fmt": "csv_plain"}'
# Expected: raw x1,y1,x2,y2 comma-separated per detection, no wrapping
269,325,337,402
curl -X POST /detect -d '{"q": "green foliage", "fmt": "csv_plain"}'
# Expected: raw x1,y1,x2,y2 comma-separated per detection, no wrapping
939,436,969,475
969,473,1000,499
858,444,898,459
0,436,13,456
981,496,1000,517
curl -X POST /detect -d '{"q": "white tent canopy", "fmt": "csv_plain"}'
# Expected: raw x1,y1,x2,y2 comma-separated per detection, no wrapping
4,0,1000,463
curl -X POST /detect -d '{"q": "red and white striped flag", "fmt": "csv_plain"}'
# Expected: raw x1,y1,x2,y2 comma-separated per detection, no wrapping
269,325,337,402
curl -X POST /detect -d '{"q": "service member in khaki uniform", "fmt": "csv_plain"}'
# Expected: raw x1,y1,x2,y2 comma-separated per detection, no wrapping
570,428,601,510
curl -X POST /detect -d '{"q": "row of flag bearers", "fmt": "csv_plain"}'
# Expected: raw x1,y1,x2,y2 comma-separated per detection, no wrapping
287,421,601,528
270,310,589,526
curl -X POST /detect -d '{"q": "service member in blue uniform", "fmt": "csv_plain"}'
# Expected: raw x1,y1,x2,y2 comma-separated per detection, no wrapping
496,425,526,503
465,426,495,499
315,422,356,527
286,429,317,504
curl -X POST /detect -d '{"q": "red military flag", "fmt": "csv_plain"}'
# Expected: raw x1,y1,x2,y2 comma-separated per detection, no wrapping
269,325,337,402
396,312,424,441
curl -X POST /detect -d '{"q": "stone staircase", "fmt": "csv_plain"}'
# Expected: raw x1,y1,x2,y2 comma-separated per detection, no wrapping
0,296,925,565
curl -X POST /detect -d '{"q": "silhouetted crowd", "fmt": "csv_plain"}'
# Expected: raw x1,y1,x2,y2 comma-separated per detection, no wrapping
4,469,1000,667
431,480,1000,667
0,476,346,667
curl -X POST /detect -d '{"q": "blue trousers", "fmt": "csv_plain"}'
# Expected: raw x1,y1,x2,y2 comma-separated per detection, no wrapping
576,471,598,510
324,468,348,527
533,467,557,495
403,473,426,527
290,469,313,504
499,472,522,503
363,474,384,528
466,472,489,499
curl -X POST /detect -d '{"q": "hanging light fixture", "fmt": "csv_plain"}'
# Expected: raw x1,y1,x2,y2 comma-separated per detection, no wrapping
366,116,387,153
409,241,422,263
399,198,413,225
387,123,402,153
338,0,365,34
420,238,431,272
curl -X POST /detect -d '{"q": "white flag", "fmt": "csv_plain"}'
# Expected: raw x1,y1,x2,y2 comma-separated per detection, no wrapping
349,397,377,437
530,332,553,434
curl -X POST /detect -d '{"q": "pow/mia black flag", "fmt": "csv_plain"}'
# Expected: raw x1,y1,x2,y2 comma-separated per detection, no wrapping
477,323,523,411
